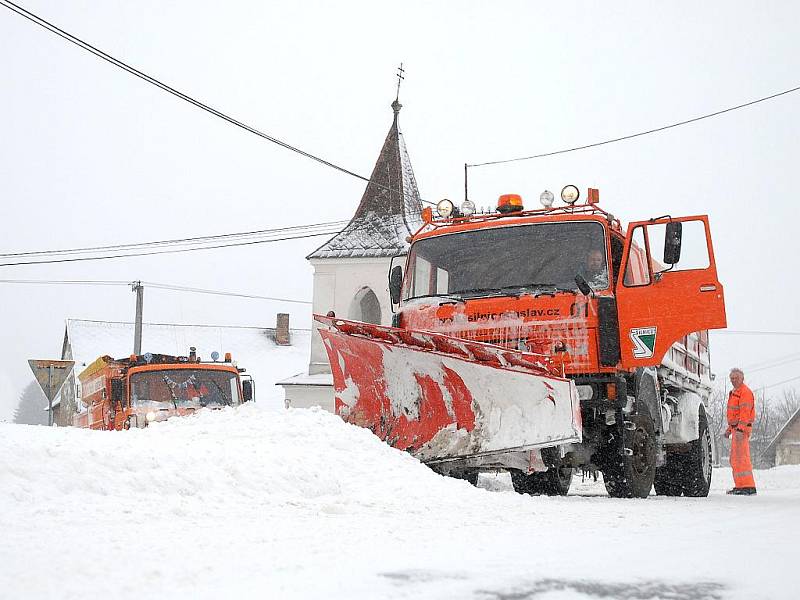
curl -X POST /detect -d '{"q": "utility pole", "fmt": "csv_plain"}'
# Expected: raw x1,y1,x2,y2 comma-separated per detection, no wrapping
132,281,143,354
47,364,53,426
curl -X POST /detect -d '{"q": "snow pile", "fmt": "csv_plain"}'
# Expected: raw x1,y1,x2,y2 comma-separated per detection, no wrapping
1,404,501,516
1,406,798,599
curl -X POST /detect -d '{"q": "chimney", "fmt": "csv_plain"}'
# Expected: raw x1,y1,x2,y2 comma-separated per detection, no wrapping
276,313,290,346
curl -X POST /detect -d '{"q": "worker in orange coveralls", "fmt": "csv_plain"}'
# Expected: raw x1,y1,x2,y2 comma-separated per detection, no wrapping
725,368,757,495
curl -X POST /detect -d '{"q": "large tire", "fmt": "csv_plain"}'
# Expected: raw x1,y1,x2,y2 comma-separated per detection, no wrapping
679,409,713,497
654,464,682,496
511,467,572,496
653,409,713,497
603,412,656,498
546,466,574,496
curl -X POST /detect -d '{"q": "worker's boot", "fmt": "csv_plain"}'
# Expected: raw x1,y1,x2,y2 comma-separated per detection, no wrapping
726,487,757,495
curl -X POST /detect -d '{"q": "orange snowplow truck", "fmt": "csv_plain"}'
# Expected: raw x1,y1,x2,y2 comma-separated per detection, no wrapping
74,348,255,430
315,186,726,498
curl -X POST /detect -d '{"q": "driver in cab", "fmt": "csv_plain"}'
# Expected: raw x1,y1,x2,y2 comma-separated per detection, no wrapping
583,248,609,290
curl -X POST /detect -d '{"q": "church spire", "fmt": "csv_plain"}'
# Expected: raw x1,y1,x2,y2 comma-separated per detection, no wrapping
307,90,423,260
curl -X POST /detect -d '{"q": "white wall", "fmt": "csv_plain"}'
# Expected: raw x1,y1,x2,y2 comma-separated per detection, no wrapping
283,384,335,412
307,256,401,374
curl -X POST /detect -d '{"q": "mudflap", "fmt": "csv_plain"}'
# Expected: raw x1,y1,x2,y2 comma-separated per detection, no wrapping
315,315,582,464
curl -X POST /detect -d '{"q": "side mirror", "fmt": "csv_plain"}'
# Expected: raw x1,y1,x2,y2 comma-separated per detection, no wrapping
663,221,683,265
389,265,403,305
111,379,125,406
242,380,254,402
574,274,593,297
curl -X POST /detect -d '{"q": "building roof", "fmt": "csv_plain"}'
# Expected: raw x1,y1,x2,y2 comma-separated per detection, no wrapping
61,319,311,410
764,404,800,454
307,100,423,259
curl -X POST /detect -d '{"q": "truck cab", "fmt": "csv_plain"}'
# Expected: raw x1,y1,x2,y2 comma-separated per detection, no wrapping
74,349,255,430
385,187,726,497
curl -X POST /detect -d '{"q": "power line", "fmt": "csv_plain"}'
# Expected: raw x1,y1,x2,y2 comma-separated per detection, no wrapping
0,1,373,183
0,1,433,209
0,227,342,266
742,351,800,373
0,278,128,286
468,83,800,167
0,211,413,266
747,356,800,375
0,278,312,305
757,374,800,393
712,330,800,337
70,317,313,332
144,282,311,305
0,220,349,259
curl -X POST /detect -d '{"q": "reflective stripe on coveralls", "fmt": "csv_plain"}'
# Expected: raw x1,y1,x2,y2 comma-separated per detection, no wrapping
728,384,756,489
730,430,755,488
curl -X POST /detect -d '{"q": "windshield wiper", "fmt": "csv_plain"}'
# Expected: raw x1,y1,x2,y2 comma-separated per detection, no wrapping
409,292,464,303
519,283,578,296
210,380,231,406
453,283,575,299
163,375,178,409
452,287,505,298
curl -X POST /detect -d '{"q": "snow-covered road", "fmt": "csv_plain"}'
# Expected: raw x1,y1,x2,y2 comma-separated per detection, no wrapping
1,405,797,599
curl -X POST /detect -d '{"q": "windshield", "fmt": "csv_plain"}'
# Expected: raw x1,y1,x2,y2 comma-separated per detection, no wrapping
404,221,608,300
129,369,241,409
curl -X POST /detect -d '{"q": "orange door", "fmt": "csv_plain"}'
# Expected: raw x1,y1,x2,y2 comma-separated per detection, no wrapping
615,215,726,369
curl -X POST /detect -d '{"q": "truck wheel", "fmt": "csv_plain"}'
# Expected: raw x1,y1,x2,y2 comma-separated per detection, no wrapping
511,468,572,496
511,471,547,495
603,413,656,498
546,466,573,495
678,409,713,497
653,465,682,496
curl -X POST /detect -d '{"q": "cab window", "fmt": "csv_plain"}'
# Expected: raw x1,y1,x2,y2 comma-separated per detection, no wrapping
623,226,651,286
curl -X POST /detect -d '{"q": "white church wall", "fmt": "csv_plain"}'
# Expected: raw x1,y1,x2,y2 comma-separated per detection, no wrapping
283,379,335,412
307,256,401,374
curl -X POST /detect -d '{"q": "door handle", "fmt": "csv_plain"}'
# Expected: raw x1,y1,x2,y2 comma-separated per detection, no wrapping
699,284,717,292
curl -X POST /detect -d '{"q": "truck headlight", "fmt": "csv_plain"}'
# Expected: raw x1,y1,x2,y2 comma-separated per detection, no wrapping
561,185,580,205
145,411,157,423
436,199,454,218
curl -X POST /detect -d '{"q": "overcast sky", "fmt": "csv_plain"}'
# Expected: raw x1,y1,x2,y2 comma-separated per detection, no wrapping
1,1,799,420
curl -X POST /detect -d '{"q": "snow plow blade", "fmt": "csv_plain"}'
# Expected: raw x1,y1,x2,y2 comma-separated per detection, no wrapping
315,315,582,464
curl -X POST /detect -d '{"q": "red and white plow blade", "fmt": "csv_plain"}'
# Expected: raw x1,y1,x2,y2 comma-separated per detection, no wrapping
315,315,582,463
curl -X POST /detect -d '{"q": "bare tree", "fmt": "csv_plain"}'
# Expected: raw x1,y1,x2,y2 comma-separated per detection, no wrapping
772,388,800,425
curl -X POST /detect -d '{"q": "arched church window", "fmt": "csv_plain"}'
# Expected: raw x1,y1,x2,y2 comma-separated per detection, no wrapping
348,287,381,325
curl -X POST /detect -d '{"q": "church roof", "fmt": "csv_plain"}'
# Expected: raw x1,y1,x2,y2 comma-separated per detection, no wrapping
307,100,423,259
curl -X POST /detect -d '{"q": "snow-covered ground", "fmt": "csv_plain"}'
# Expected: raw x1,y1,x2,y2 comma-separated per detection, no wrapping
1,405,797,600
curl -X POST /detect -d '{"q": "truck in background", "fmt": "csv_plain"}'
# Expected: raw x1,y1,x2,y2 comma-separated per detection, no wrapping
74,347,254,430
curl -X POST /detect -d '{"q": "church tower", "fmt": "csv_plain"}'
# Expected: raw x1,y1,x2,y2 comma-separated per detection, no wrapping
280,99,423,409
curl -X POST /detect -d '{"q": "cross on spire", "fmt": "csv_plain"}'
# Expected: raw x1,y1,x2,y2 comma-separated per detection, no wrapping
395,62,405,102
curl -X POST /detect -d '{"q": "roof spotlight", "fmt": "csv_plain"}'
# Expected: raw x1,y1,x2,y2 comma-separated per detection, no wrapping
561,185,580,205
436,199,455,218
460,199,476,216
539,190,555,208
